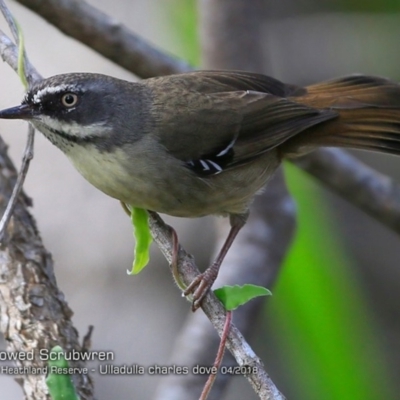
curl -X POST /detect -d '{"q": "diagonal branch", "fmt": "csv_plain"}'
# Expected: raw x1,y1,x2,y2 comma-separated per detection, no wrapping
15,0,192,78
292,148,400,234
148,211,286,400
153,172,294,400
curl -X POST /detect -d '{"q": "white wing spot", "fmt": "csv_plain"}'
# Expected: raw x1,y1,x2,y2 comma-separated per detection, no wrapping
200,160,210,170
206,159,222,172
216,137,236,157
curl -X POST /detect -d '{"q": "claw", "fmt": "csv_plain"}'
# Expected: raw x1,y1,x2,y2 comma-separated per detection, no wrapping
184,263,219,311
184,212,249,311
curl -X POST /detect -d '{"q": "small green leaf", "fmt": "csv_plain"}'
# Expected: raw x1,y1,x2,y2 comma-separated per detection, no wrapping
128,207,153,274
214,284,272,311
46,346,80,400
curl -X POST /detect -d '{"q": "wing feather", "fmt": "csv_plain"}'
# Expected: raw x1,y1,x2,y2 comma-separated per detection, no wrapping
147,71,337,173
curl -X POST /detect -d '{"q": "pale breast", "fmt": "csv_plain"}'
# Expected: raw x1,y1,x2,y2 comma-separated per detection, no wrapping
36,121,280,217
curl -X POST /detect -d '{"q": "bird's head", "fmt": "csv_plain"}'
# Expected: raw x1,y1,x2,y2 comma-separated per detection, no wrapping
0,73,148,151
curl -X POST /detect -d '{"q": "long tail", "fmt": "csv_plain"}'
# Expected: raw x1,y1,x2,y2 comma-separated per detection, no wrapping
282,75,400,157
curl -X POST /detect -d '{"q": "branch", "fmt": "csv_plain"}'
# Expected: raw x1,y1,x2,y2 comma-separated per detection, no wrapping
0,124,34,240
15,0,192,78
292,148,400,234
0,2,94,398
0,1,41,240
148,211,287,400
0,30,41,84
0,132,94,399
153,172,294,400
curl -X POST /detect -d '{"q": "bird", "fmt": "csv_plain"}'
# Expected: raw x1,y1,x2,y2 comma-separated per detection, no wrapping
1,69,400,310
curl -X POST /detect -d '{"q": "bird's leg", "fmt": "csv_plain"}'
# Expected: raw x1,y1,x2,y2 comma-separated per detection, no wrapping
184,212,249,311
146,210,186,290
169,224,187,291
120,201,131,216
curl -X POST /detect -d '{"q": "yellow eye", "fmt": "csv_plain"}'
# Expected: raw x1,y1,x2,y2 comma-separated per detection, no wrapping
61,93,78,107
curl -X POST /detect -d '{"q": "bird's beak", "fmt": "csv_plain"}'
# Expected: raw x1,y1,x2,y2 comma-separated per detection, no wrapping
0,104,35,120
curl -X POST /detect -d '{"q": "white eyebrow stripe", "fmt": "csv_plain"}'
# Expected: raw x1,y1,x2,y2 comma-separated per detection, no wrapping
32,85,77,104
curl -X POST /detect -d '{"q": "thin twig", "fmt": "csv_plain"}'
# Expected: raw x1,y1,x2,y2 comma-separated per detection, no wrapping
0,0,41,240
0,27,41,85
0,125,34,240
0,0,41,84
82,325,94,353
0,1,19,40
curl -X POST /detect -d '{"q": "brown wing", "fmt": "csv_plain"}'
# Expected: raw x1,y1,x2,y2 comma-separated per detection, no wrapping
172,70,305,97
148,71,337,173
231,91,337,166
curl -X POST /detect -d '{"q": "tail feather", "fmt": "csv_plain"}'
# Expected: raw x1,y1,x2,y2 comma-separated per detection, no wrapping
304,75,400,107
282,75,400,157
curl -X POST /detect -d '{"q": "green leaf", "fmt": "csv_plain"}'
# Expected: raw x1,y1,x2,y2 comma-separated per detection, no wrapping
214,284,272,311
128,207,153,274
46,346,80,400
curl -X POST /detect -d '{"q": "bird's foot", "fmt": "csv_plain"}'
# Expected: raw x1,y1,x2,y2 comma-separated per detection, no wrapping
184,263,219,311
